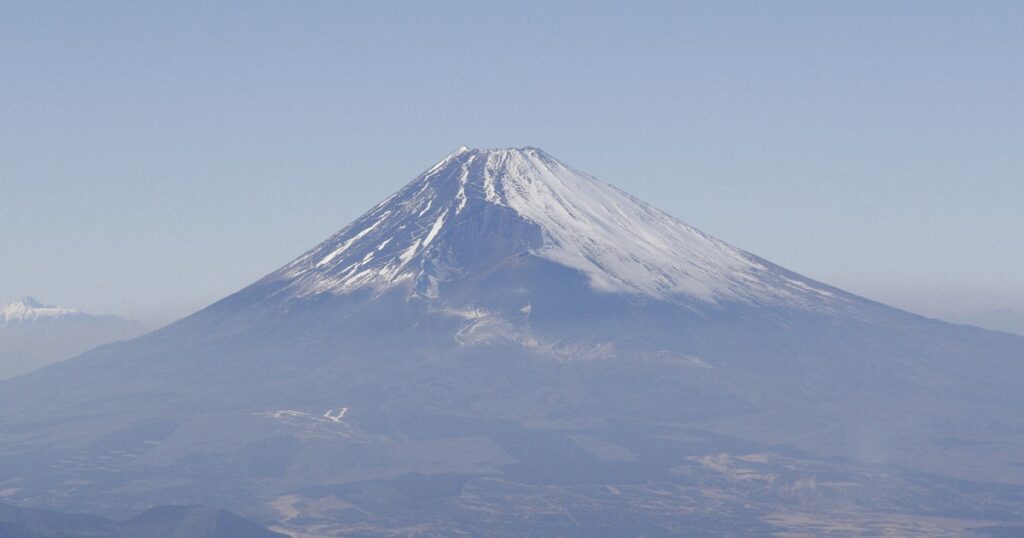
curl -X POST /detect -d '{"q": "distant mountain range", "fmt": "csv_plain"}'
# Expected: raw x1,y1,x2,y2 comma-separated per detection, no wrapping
0,148,1021,536
0,297,144,379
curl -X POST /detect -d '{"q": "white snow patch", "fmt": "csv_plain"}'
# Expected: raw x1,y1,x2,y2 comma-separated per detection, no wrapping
422,209,448,247
324,408,348,423
315,219,384,268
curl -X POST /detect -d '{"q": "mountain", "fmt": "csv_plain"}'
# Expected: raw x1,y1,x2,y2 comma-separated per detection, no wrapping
0,148,1022,536
0,297,144,379
0,503,285,537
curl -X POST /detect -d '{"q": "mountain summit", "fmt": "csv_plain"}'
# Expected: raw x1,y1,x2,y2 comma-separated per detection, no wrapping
0,148,1022,536
269,147,837,307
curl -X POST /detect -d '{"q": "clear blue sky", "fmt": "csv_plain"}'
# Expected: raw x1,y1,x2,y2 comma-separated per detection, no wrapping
2,1,1022,326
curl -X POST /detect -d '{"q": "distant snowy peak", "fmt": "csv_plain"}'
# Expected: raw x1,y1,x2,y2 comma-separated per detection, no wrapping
0,297,81,323
265,147,842,307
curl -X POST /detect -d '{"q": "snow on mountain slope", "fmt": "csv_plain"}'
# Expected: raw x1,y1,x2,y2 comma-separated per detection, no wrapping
265,147,840,307
0,297,80,325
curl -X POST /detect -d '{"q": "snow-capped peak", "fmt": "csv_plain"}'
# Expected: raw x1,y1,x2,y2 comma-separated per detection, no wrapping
264,147,839,306
0,297,81,323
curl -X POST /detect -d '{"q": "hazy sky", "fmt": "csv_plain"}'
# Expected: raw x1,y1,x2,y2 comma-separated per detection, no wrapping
2,1,1022,326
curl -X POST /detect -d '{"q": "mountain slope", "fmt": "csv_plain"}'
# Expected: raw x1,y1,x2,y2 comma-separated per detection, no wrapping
0,148,1021,536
